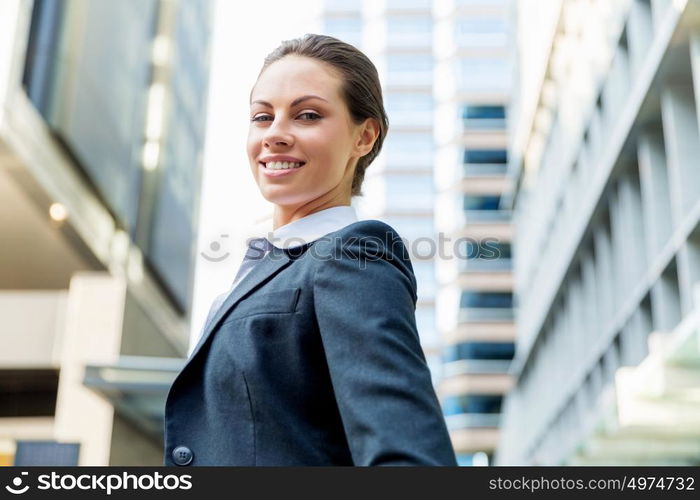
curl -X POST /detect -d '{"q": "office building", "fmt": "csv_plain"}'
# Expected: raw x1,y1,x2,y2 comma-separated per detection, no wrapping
0,0,212,465
499,0,700,465
433,0,514,466
323,0,515,466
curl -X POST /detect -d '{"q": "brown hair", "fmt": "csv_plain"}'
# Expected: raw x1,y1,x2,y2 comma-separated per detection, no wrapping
257,34,389,197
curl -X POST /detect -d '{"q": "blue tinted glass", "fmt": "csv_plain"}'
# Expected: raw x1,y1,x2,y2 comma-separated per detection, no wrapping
464,194,501,211
443,342,515,362
463,105,505,119
443,394,503,415
464,240,511,259
460,292,513,308
464,149,507,164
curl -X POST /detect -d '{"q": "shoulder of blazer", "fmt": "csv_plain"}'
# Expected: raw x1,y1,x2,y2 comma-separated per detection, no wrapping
310,219,417,302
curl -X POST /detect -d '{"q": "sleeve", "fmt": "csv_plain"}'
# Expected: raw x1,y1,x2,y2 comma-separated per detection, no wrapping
312,225,457,466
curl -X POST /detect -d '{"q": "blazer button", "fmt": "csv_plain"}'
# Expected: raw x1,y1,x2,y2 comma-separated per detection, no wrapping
172,446,193,466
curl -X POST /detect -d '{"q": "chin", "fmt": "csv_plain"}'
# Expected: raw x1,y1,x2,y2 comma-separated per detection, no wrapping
260,186,313,207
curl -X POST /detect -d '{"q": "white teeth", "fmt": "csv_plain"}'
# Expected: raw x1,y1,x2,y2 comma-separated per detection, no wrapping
265,161,304,170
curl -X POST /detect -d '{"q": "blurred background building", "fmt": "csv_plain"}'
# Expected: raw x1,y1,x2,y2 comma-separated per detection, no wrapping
322,0,515,466
433,0,514,467
0,0,212,465
499,0,700,465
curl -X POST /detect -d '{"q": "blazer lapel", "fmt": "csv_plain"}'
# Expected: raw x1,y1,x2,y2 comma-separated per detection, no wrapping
188,245,293,362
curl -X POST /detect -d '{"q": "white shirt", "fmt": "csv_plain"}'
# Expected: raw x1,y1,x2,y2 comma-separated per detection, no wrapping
200,205,359,335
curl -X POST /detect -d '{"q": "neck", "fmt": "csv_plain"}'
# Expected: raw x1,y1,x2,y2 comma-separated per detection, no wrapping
272,191,352,230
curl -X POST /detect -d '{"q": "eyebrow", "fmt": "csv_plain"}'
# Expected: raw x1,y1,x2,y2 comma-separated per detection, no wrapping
250,95,329,108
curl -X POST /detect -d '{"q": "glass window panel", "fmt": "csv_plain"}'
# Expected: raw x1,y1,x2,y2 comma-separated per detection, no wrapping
463,105,505,120
23,0,157,233
386,93,433,126
457,58,511,90
385,174,434,211
460,291,513,308
412,260,435,300
387,54,433,86
387,16,432,33
381,215,434,243
442,394,503,416
463,149,507,164
443,342,515,362
147,0,211,312
463,194,501,211
323,17,362,46
384,132,433,167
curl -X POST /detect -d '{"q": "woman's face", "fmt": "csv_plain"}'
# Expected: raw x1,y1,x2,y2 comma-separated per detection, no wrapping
248,55,366,208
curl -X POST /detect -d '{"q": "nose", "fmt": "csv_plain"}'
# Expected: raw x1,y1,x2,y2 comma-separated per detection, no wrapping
263,118,293,149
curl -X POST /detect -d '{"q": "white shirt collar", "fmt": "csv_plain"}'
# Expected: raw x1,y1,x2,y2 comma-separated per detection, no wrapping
267,205,358,249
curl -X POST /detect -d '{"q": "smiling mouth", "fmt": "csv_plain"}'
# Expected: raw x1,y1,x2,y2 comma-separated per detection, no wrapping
261,161,306,170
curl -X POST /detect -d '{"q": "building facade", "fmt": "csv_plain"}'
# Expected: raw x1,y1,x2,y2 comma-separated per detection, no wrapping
433,0,514,466
499,0,700,465
0,0,212,465
322,0,515,466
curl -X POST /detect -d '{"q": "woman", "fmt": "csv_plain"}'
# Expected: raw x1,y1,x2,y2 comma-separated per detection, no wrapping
164,34,457,466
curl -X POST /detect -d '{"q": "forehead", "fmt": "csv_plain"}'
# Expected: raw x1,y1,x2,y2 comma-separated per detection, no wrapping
251,55,343,104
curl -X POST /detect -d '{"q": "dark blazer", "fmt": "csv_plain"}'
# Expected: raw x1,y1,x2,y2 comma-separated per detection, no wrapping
163,219,457,466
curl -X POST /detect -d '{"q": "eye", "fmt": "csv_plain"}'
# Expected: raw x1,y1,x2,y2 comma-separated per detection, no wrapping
251,114,272,122
297,112,321,121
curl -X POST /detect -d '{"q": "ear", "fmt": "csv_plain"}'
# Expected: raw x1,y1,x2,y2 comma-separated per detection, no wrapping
353,118,380,158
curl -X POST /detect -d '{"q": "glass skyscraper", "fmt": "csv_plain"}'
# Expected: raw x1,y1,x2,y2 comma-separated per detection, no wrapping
0,0,212,465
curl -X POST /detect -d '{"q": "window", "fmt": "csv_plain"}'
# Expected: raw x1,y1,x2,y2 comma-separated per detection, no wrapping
455,17,509,47
384,132,433,168
463,194,501,211
462,240,511,259
387,54,433,87
381,215,434,243
387,16,432,33
443,342,515,362
464,149,507,164
457,58,511,91
386,16,432,47
460,240,511,271
462,105,506,130
412,260,436,300
385,174,434,211
387,93,433,113
442,394,503,416
388,54,432,72
323,17,362,46
415,307,437,345
460,291,513,309
385,93,433,126
324,0,362,11
387,0,432,9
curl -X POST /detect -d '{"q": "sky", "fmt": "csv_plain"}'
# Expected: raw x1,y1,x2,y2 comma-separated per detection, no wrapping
190,0,323,348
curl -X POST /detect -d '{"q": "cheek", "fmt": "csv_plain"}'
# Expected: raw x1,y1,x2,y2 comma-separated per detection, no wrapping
247,132,260,160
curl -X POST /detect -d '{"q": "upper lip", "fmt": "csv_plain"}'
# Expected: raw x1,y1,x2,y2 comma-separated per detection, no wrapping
259,155,306,164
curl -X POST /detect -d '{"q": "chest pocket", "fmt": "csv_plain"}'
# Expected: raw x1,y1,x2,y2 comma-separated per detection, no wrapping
223,287,301,323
